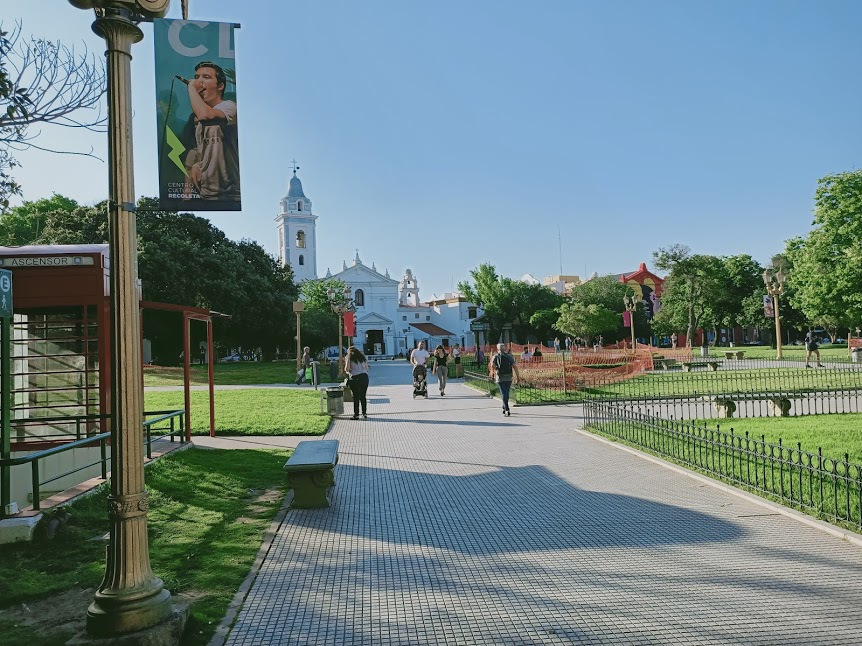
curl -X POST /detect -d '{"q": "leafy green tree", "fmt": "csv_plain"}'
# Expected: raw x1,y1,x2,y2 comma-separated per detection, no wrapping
653,245,725,346
298,278,349,354
785,170,862,338
458,264,562,343
561,275,646,343
554,302,619,344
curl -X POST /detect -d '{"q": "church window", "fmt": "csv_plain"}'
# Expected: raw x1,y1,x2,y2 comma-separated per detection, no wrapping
415,314,419,319
468,307,477,318
297,200,303,211
298,255,304,266
296,231,306,248
402,316,407,321
426,316,431,321
355,289,365,306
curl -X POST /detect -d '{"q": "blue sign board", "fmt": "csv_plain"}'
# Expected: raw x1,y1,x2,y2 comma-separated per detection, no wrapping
0,269,11,318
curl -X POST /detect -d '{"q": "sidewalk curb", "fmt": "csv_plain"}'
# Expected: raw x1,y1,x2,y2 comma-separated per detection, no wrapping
207,489,295,646
573,426,862,549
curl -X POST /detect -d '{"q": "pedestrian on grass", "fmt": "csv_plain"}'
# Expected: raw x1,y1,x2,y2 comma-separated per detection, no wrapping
344,346,370,419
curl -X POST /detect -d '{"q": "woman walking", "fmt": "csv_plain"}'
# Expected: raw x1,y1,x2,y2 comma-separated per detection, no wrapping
344,346,370,419
433,345,449,396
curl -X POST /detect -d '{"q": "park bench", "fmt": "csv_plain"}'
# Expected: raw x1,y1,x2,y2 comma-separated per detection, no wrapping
654,358,681,370
681,361,719,372
701,393,796,418
284,439,339,509
723,350,746,360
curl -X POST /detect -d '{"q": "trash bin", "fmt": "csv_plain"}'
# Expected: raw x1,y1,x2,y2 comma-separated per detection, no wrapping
700,345,709,357
852,348,862,364
320,387,344,415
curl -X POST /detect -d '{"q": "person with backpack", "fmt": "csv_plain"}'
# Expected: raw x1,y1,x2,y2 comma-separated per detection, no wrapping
805,331,824,368
489,342,520,416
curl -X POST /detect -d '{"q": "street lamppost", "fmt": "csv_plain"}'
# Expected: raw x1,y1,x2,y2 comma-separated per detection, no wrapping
623,294,638,349
763,265,786,360
326,285,353,373
293,301,304,370
67,0,178,638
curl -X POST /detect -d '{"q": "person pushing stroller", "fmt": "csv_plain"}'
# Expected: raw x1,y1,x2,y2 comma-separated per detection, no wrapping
411,341,430,398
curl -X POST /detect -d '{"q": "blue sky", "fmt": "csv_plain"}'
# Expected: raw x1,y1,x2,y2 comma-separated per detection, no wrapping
6,1,861,298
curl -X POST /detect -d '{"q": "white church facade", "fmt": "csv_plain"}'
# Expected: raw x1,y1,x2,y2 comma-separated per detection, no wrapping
277,170,482,356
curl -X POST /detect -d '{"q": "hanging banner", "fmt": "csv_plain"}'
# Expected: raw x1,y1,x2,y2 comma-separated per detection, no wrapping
763,294,774,318
343,312,356,338
154,19,241,211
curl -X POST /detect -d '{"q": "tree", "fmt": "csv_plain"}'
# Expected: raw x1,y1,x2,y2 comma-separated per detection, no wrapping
554,302,619,344
785,170,862,337
458,264,562,343
561,275,647,344
653,245,725,346
0,195,298,360
298,278,348,354
0,21,106,210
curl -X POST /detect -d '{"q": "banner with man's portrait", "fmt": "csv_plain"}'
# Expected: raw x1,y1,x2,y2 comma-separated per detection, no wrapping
154,19,241,211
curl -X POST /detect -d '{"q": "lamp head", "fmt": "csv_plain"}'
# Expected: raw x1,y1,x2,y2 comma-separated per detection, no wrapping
68,0,169,19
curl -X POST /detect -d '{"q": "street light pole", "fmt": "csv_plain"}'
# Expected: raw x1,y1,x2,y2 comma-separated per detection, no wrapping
763,266,786,360
67,0,177,637
624,294,638,350
327,286,353,375
293,301,304,370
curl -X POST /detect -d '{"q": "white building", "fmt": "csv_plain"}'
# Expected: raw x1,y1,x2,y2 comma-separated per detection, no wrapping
278,169,482,355
275,169,317,283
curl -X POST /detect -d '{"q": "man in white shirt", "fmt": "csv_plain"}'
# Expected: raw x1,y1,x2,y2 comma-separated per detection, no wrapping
411,341,430,381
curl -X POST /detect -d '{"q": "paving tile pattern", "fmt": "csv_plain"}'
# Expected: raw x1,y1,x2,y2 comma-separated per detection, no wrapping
225,382,862,645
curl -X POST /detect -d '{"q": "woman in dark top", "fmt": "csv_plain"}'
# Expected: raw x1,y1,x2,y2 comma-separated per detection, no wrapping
433,345,448,396
344,346,370,419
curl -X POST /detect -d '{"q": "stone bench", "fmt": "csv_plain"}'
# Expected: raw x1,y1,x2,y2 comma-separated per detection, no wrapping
284,439,339,509
654,358,681,370
681,361,719,372
702,394,795,418
723,351,746,360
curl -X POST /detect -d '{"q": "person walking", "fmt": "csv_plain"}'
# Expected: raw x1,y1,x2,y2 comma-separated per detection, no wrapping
433,345,449,396
344,346,370,419
489,342,520,416
452,343,463,377
296,346,312,385
805,331,824,368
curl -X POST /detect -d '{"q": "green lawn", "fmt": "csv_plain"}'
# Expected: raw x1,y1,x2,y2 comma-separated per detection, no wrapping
144,361,341,387
702,413,862,464
0,448,290,646
705,343,853,363
145,389,330,436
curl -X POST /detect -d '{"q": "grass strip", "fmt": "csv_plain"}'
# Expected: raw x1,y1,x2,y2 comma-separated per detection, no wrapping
145,388,330,436
0,447,290,646
144,362,341,387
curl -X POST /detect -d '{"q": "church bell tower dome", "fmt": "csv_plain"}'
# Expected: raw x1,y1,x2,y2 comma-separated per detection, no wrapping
275,162,318,284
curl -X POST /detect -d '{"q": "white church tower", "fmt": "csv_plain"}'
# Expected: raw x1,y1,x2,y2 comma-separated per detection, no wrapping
275,164,318,283
399,268,421,306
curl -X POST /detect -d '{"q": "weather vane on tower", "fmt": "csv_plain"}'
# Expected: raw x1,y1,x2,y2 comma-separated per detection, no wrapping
290,159,300,175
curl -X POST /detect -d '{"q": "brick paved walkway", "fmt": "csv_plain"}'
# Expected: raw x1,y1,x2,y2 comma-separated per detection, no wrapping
223,381,862,645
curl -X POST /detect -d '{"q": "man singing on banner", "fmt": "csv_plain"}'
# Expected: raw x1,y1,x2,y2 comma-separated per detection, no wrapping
181,61,240,204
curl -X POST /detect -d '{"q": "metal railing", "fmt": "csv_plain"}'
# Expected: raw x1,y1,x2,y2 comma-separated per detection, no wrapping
583,400,862,529
0,409,185,513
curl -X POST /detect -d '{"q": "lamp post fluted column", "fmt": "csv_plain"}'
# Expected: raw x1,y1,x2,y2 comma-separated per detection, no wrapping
69,0,175,637
763,266,786,361
624,295,638,350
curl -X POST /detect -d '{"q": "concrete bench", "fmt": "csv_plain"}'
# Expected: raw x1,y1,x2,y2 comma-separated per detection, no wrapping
284,439,339,509
681,361,719,372
702,394,795,418
723,351,746,360
654,358,680,370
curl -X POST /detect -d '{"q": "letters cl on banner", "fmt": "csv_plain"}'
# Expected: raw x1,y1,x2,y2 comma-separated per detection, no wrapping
154,20,241,212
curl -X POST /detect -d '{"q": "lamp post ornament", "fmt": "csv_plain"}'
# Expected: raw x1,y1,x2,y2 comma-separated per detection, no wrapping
68,0,179,638
763,265,787,360
624,293,638,350
327,285,353,373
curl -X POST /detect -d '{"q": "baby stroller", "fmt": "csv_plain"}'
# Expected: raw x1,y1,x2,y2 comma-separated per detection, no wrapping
412,365,428,398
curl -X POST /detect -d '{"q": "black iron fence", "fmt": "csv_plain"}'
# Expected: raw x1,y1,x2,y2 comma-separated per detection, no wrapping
583,400,862,529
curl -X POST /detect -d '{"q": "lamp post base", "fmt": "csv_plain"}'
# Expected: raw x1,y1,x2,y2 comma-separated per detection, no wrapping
70,603,188,645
